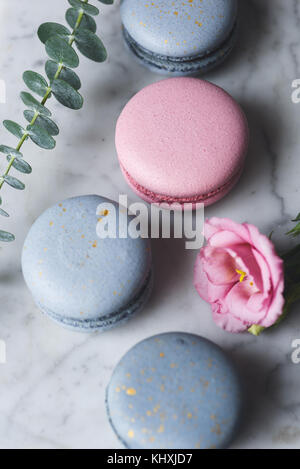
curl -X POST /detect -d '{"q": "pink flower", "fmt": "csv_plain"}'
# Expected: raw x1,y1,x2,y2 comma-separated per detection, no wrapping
194,218,285,333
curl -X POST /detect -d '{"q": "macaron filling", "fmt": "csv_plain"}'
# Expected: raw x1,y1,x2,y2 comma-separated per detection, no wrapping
120,161,244,206
35,270,153,332
123,22,237,74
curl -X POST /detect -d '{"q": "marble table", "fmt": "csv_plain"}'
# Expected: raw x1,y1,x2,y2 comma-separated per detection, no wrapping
0,0,300,449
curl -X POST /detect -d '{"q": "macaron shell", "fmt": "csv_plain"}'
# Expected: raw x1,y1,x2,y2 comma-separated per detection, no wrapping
22,195,152,326
106,333,243,449
123,22,238,76
35,269,153,332
116,78,249,200
120,160,244,207
120,0,238,58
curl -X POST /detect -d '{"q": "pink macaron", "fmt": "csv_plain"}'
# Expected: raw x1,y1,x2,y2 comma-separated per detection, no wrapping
115,78,249,208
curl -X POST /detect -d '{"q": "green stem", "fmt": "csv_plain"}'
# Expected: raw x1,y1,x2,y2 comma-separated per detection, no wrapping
0,4,87,192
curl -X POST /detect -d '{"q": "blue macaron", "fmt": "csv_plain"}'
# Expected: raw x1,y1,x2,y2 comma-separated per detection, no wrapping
120,0,238,75
106,332,243,449
22,195,153,332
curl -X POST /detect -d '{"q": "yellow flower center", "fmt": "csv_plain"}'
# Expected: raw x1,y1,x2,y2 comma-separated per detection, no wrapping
236,269,247,283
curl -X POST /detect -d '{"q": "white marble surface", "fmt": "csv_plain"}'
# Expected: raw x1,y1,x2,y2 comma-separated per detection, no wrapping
0,0,300,449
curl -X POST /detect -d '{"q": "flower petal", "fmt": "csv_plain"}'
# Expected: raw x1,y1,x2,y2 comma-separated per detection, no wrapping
211,302,249,333
259,281,285,328
245,223,284,289
194,253,232,303
201,246,238,286
225,282,267,324
205,218,251,243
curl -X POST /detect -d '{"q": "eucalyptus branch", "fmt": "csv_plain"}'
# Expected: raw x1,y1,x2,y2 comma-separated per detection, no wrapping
0,0,112,242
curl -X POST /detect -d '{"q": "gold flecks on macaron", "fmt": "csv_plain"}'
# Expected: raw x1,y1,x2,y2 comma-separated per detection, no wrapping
128,430,134,438
200,378,209,388
126,387,137,396
211,423,222,435
159,352,165,357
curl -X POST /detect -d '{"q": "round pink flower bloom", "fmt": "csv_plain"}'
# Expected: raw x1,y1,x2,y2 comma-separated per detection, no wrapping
194,218,285,333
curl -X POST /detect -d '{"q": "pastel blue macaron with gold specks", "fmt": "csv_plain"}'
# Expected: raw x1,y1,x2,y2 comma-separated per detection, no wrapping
106,332,243,449
22,195,153,332
120,0,238,75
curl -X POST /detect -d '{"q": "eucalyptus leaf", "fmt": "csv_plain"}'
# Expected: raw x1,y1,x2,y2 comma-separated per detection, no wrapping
20,92,51,117
3,175,25,190
23,71,49,98
38,22,71,44
292,213,300,222
6,155,32,174
0,0,113,244
67,0,99,16
0,208,9,217
65,8,97,33
0,230,15,242
51,79,83,110
45,60,81,90
45,36,79,69
3,120,26,139
74,29,107,62
0,145,23,158
24,110,59,137
27,124,56,149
